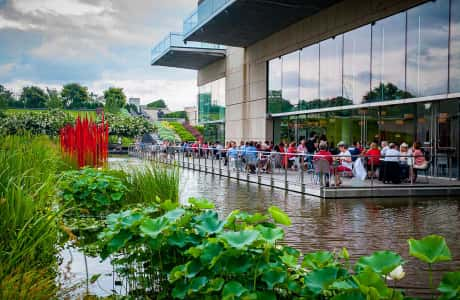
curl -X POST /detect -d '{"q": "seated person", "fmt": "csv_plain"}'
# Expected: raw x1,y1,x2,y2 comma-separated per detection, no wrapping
399,142,410,180
287,142,297,169
335,142,353,186
348,141,362,161
313,141,332,186
382,143,401,184
412,142,428,182
364,142,381,178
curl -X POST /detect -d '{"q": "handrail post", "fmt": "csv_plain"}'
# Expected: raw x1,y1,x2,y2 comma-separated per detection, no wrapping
284,153,288,190
219,154,222,176
370,158,374,187
300,155,305,193
204,150,208,173
211,151,215,173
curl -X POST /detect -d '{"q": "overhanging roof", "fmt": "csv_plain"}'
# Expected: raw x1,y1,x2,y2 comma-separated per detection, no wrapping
183,0,342,47
151,32,225,70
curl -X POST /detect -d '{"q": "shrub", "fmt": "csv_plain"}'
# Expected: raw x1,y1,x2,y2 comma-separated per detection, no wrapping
155,121,179,141
169,122,196,142
100,113,154,138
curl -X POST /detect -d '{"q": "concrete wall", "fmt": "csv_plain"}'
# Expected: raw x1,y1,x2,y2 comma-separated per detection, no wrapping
197,0,429,143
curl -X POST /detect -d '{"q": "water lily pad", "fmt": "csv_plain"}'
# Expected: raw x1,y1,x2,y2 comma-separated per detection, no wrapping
222,281,248,300
355,251,403,275
188,197,215,209
438,271,460,299
220,230,259,249
302,251,335,270
268,206,292,226
408,235,452,264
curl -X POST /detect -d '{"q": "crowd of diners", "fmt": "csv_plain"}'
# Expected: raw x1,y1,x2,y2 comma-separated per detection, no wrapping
154,132,430,186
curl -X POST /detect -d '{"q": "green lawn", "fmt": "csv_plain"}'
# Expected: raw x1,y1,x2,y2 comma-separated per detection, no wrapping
7,108,97,119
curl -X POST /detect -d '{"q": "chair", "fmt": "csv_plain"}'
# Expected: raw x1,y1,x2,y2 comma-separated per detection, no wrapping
414,161,431,184
313,159,331,187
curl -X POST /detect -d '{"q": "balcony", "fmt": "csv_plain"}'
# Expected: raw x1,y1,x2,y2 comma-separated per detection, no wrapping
151,32,225,70
183,0,342,47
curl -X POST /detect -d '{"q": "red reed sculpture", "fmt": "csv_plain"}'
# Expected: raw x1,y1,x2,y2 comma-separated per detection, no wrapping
60,114,109,168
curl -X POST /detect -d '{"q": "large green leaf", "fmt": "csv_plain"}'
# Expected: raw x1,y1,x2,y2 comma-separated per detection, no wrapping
256,225,284,243
438,271,460,300
304,267,345,295
331,291,366,300
106,229,132,254
188,197,215,209
268,206,292,226
220,230,260,249
169,264,186,283
408,235,452,264
139,216,169,239
355,251,403,275
164,208,185,222
261,267,287,289
195,211,224,235
302,251,335,270
222,281,248,300
205,278,225,293
353,269,391,298
188,276,208,292
185,259,202,278
200,242,223,265
172,279,188,299
226,255,254,274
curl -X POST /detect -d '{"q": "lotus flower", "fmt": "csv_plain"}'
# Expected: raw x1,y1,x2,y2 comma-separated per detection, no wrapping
386,265,405,281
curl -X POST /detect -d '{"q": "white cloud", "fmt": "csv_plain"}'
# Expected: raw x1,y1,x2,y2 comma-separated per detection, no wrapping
0,15,41,30
12,0,110,16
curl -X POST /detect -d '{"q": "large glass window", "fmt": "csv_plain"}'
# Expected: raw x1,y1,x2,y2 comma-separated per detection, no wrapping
343,25,371,104
268,58,283,113
281,51,300,110
198,77,225,123
369,12,407,102
450,0,460,93
319,36,344,105
299,44,319,109
406,0,449,97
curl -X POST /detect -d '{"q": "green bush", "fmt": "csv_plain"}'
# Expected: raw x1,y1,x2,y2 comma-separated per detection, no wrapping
60,168,128,215
155,121,179,141
169,121,196,142
101,113,154,138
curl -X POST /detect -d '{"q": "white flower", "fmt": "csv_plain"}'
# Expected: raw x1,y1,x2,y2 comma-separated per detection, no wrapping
386,265,405,281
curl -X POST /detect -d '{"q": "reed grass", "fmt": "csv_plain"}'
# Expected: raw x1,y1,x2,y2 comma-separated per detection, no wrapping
121,162,180,204
0,134,67,299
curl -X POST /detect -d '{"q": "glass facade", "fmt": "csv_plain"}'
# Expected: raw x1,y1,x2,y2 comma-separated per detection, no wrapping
198,77,225,123
267,0,457,113
198,77,225,142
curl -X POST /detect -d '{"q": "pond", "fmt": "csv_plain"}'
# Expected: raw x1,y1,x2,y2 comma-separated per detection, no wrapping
61,157,460,298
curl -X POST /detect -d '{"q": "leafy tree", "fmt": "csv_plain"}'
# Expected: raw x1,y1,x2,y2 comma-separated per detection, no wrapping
61,83,90,109
20,86,48,108
163,111,187,119
104,87,127,113
0,85,12,111
364,83,414,103
126,103,139,114
147,99,167,109
46,88,63,109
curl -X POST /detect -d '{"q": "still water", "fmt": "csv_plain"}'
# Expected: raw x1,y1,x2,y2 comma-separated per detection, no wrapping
61,157,460,298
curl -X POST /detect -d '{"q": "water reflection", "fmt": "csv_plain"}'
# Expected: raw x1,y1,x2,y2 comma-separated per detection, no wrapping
62,157,460,297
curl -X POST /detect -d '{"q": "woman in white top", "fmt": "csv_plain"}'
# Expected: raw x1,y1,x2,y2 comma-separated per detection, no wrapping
335,142,352,186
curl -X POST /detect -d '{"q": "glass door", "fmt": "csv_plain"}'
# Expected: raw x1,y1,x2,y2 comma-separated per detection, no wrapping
435,100,460,178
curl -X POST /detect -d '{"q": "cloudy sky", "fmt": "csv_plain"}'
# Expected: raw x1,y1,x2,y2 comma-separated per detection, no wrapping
0,0,198,110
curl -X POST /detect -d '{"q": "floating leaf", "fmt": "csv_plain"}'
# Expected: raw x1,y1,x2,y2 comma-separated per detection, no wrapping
355,251,403,275
302,251,335,270
438,271,460,300
139,216,169,239
188,197,215,209
408,235,452,264
268,206,292,226
220,230,259,249
222,281,248,300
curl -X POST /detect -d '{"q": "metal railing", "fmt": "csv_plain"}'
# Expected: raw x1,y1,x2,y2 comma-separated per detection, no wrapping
151,32,225,64
183,0,233,37
129,145,458,195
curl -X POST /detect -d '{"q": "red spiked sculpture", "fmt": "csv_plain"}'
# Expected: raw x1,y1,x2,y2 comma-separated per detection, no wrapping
60,114,109,168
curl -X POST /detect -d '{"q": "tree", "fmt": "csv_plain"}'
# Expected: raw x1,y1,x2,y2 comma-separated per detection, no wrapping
0,85,13,110
147,99,167,109
46,88,63,109
20,86,48,108
104,87,127,113
61,83,90,109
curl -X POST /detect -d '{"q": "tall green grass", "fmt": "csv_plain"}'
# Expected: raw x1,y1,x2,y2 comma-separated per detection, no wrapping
120,162,180,204
0,134,69,299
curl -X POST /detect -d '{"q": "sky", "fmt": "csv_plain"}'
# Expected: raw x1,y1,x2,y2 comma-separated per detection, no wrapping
0,0,198,110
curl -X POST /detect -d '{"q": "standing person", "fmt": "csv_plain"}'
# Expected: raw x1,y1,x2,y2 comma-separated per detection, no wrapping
287,142,297,169
382,143,401,184
227,141,241,171
380,141,389,157
297,139,307,169
349,141,362,161
245,141,257,174
399,142,410,181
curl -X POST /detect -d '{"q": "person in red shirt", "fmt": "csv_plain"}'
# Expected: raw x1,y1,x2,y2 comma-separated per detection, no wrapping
313,142,333,164
364,142,380,178
287,142,297,169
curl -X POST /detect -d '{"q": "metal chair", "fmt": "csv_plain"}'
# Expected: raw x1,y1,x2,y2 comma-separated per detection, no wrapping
313,159,331,187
